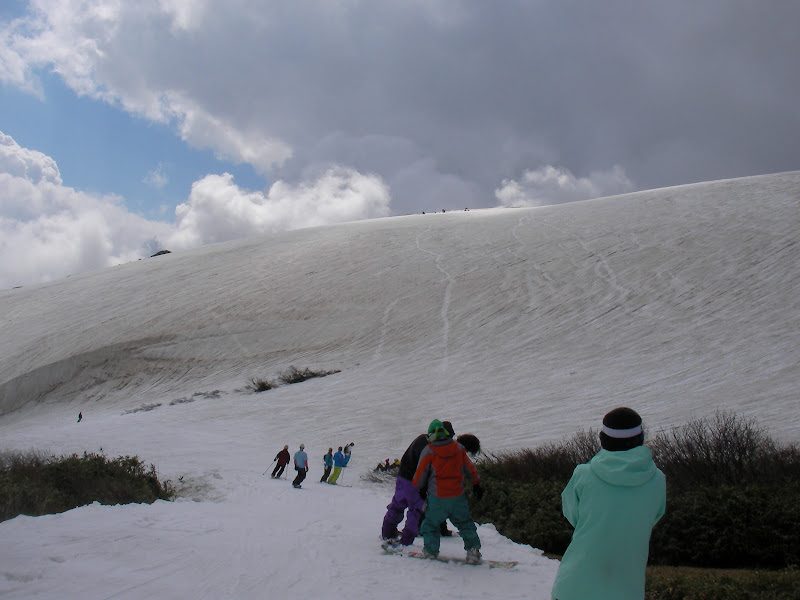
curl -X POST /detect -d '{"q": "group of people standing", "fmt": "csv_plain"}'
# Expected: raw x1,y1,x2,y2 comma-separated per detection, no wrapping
381,409,666,600
270,407,665,599
320,443,354,484
381,419,484,564
270,442,354,488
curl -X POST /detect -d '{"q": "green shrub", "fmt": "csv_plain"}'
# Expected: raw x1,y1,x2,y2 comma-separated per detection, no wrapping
0,451,174,522
645,566,800,600
650,482,800,568
471,412,800,569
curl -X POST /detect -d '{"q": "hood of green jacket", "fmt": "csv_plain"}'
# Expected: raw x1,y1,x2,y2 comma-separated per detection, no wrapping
589,445,658,487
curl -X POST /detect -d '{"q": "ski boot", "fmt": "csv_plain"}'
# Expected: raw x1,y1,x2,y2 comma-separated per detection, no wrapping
465,548,482,565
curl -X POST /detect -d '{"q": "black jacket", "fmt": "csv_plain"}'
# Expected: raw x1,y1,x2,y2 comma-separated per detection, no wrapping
398,433,429,480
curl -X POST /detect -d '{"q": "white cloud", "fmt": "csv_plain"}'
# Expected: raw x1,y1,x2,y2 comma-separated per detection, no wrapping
142,163,168,188
495,165,635,208
167,167,391,248
177,105,292,175
0,171,172,288
0,132,392,288
1,2,292,173
0,132,62,187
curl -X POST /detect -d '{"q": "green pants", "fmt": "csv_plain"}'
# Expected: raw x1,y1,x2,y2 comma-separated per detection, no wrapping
420,494,480,557
327,466,343,484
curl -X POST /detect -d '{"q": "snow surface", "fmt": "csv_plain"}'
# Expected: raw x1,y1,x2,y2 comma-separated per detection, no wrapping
1,171,799,598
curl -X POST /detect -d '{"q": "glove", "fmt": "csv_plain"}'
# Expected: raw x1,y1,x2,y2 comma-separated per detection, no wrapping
473,484,484,500
419,489,428,501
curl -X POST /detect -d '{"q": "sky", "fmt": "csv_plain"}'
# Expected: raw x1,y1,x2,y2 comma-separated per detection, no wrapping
2,1,799,288
1,172,798,598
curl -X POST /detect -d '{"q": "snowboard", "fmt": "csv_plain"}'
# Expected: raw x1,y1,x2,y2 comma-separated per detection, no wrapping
381,542,517,569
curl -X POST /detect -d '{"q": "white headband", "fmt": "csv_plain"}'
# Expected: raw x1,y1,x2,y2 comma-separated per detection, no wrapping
601,424,643,438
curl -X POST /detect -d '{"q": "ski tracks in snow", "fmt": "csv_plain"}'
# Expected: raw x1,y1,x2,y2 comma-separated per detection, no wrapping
414,230,457,372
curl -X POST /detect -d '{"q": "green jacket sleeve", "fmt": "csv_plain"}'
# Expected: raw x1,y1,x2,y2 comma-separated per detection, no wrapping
561,466,582,527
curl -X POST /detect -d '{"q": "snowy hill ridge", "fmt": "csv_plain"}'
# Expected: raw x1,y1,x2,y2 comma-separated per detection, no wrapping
2,171,799,445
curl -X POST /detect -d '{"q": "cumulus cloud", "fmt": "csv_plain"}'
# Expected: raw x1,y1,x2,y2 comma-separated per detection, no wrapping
0,132,62,187
0,171,172,289
167,167,391,248
495,165,635,208
0,132,392,289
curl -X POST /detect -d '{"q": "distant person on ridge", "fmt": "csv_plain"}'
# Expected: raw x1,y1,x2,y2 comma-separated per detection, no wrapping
327,447,346,484
550,407,666,600
292,444,309,489
321,448,334,482
77,412,82,423
271,445,290,479
413,419,483,564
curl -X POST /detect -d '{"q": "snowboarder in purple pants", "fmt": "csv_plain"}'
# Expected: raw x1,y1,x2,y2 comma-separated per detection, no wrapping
381,431,429,545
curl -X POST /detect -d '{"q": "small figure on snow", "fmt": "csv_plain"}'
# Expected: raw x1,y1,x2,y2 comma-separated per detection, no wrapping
77,412,83,423
550,407,666,600
412,419,483,564
292,444,309,488
321,448,334,482
327,446,347,484
271,445,290,479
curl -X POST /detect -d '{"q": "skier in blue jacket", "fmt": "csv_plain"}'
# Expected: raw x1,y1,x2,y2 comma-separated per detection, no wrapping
327,447,347,484
320,448,334,482
551,407,666,600
292,444,309,489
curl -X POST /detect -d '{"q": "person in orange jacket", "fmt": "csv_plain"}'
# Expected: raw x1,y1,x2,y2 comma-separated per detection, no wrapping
412,419,483,564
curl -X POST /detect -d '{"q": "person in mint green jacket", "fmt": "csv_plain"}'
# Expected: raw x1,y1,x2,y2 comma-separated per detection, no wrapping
551,407,666,600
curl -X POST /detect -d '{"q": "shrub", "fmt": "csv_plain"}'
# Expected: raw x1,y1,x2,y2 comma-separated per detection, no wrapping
471,412,800,569
645,566,800,600
649,411,800,488
247,366,340,392
248,377,277,392
0,451,174,522
278,365,340,385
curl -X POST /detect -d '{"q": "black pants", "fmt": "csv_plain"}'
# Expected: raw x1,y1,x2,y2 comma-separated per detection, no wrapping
320,466,332,482
293,467,308,487
272,463,286,478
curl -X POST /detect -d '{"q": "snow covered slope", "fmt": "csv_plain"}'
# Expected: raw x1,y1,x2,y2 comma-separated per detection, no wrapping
1,172,799,600
2,171,799,447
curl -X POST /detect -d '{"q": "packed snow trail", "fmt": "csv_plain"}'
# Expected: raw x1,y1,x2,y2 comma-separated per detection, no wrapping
0,474,558,599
